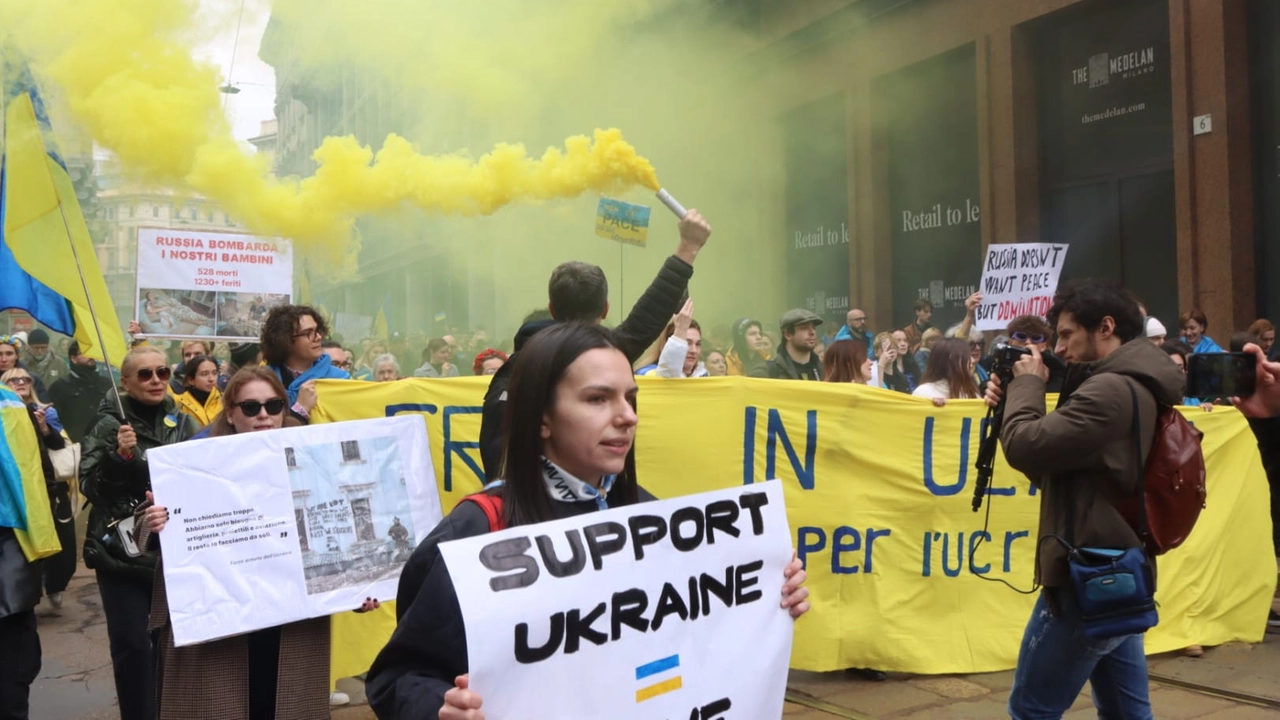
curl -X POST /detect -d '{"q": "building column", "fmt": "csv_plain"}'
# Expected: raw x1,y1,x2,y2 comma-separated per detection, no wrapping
1169,0,1256,337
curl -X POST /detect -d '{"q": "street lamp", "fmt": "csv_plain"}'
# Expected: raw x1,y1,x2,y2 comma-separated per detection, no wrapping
219,81,270,94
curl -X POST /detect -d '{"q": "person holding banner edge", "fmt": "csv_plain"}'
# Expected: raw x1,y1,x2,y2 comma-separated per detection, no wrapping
367,322,811,720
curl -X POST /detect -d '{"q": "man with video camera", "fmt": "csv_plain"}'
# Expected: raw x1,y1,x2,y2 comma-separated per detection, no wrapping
984,281,1183,720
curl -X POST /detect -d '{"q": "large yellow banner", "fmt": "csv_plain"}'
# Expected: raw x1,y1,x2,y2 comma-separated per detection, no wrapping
318,377,1275,683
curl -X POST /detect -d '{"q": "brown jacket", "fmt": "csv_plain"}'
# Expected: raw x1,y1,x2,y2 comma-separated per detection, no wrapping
1000,339,1185,588
137,517,331,719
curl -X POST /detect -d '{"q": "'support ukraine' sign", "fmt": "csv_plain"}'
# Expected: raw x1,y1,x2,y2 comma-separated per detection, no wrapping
148,416,443,646
974,243,1070,332
134,227,293,342
440,482,795,720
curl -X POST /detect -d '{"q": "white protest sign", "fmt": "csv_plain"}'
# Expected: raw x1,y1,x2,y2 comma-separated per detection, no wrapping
148,416,442,646
134,227,293,342
440,481,794,720
974,243,1070,332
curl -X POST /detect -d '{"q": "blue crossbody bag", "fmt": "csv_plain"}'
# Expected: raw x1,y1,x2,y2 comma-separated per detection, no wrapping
1066,546,1157,639
1059,381,1158,640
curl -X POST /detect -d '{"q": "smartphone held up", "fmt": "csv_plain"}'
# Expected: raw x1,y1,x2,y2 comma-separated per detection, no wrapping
1186,352,1256,400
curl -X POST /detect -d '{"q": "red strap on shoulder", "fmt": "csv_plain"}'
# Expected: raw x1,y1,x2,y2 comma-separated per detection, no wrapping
458,493,506,532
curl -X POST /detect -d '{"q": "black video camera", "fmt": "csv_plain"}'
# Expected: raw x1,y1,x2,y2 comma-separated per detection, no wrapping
972,343,1031,513
988,343,1032,386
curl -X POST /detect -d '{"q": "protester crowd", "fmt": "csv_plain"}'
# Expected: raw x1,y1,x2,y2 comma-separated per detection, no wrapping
3,202,1280,720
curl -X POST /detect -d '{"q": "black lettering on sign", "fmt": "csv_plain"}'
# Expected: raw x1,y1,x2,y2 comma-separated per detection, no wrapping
670,506,706,552
628,514,668,560
535,531,585,578
514,613,564,664
611,588,650,640
479,537,539,591
483,491,773,590
563,603,607,654
583,521,627,570
704,500,741,544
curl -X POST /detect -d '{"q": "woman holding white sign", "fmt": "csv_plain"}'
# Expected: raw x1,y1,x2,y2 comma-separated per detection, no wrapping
366,322,811,720
139,366,378,720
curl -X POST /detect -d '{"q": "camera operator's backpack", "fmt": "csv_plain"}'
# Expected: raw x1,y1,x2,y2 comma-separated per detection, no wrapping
1121,381,1206,555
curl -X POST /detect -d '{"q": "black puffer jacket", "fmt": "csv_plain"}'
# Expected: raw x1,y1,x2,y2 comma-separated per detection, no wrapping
80,394,198,581
478,255,694,480
48,363,115,444
366,486,654,719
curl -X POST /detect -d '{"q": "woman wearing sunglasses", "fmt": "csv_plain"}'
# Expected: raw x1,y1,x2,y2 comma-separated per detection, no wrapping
977,316,1066,393
0,335,49,401
80,346,200,720
2,368,77,610
172,354,223,429
140,367,376,718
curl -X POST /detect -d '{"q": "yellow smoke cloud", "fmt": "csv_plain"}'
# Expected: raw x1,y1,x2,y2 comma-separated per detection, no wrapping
1,0,660,264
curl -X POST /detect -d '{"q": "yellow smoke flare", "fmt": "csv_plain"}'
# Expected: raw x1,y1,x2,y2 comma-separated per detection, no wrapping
1,0,660,264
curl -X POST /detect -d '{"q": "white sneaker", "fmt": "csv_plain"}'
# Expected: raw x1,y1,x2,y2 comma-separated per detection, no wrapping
48,592,64,609
330,692,350,707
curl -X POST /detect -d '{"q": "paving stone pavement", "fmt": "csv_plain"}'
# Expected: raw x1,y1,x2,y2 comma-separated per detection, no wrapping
29,568,1280,718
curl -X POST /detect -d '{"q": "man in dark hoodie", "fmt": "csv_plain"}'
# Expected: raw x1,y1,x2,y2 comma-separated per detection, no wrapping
47,340,116,444
985,281,1183,720
478,209,712,481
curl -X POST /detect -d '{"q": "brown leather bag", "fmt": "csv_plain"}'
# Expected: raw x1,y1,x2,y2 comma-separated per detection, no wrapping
1120,381,1207,555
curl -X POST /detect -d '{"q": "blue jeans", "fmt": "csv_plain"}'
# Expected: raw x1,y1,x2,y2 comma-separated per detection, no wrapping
1008,590,1152,720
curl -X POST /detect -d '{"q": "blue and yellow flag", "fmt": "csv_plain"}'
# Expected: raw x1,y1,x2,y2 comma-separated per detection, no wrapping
595,196,650,247
1,72,127,366
0,386,59,561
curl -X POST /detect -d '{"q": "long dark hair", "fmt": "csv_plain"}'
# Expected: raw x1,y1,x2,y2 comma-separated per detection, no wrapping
498,322,639,528
921,338,979,399
822,339,868,383
207,367,302,436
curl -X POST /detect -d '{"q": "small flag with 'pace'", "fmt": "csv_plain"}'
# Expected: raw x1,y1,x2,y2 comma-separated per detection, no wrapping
595,197,651,247
635,654,681,703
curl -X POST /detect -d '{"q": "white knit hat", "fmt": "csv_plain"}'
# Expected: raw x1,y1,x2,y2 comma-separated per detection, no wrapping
1145,316,1167,338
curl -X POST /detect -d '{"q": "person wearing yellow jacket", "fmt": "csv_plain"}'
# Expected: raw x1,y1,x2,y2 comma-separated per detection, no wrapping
171,354,223,429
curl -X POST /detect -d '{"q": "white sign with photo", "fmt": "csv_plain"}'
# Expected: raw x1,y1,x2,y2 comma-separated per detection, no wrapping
974,242,1070,332
134,227,293,342
148,416,442,646
440,482,794,720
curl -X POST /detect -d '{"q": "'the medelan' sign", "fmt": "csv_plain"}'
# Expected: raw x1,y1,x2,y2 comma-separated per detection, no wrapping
440,482,794,720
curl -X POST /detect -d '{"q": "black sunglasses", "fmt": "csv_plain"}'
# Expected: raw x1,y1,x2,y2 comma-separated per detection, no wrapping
135,366,173,382
1010,332,1046,344
236,398,287,417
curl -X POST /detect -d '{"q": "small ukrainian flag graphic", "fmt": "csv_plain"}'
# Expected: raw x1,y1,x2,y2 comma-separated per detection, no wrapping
635,654,682,703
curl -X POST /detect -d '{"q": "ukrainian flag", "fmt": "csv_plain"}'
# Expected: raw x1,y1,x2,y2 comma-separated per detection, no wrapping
0,385,59,561
1,67,127,366
373,302,389,340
